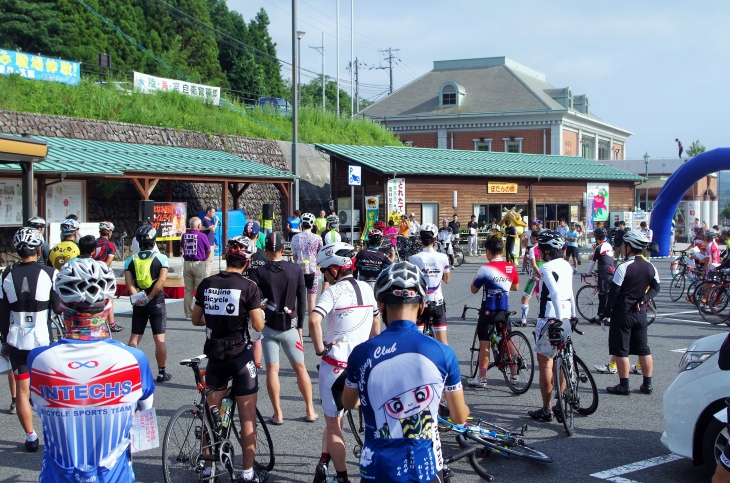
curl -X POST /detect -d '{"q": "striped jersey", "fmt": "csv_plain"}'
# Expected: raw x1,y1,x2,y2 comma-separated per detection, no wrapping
0,261,60,350
28,338,155,483
410,247,450,304
472,258,519,311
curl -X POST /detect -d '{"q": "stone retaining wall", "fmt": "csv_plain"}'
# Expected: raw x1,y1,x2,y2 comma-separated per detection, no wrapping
0,110,291,261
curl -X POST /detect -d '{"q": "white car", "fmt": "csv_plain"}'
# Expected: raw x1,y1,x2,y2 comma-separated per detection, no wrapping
661,332,729,471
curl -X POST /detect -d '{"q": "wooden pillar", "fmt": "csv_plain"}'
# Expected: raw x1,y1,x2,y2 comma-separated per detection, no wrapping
37,175,46,219
231,183,239,210
166,181,173,256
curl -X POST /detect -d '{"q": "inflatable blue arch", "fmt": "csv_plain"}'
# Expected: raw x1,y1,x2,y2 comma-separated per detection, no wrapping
650,148,728,256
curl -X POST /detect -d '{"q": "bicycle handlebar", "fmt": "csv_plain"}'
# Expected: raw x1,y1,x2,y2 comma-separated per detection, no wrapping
461,305,517,320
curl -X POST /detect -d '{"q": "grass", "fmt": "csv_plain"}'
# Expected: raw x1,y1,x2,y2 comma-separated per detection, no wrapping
0,75,402,146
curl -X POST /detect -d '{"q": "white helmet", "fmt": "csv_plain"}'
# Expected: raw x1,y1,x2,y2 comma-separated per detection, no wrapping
317,242,355,269
61,219,80,235
536,230,565,249
301,212,316,227
420,223,438,239
13,227,43,249
623,230,650,251
28,217,46,229
99,221,115,233
55,258,116,306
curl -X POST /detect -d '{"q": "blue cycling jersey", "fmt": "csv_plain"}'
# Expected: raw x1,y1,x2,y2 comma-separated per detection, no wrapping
345,320,462,482
28,339,155,483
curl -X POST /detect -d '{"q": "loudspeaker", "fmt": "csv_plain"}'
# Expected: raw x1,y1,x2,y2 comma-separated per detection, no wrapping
139,200,154,222
262,202,274,220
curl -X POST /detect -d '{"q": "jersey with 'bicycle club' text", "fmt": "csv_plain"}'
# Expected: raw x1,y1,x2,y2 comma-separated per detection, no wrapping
28,338,155,483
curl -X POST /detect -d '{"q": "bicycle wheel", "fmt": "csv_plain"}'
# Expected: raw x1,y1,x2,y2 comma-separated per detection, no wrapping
445,433,495,482
453,247,464,267
465,429,553,463
686,279,701,304
469,329,480,379
575,285,599,321
162,405,217,482
573,355,598,416
50,314,65,342
669,273,686,302
346,408,364,457
646,299,657,326
554,356,574,436
701,286,730,325
500,331,534,395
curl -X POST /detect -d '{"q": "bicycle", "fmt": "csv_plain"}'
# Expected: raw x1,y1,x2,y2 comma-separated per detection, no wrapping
669,249,695,302
162,354,274,482
545,318,599,436
577,273,656,325
435,239,464,268
50,313,65,341
698,271,730,325
462,306,535,394
396,235,422,261
115,231,128,260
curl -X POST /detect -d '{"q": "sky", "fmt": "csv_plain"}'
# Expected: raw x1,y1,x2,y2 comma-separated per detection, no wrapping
228,0,730,159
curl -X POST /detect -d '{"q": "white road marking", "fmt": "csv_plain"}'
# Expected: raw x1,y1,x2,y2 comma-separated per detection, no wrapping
655,310,703,317
670,348,687,353
590,453,684,482
660,317,711,325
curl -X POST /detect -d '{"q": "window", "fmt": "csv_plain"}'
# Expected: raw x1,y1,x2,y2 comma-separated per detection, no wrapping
503,138,523,153
598,141,610,160
581,137,595,159
473,139,492,151
403,141,414,147
506,143,520,153
442,85,456,106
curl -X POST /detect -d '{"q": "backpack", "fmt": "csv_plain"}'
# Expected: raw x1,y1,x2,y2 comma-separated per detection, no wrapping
132,252,158,289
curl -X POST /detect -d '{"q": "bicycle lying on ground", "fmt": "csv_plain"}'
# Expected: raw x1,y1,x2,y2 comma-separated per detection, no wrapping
545,318,598,436
462,305,535,394
162,354,274,482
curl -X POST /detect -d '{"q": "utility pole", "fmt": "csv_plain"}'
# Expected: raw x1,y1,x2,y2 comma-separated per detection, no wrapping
355,57,359,113
350,0,354,117
336,0,339,115
376,47,400,94
291,0,299,212
309,32,325,112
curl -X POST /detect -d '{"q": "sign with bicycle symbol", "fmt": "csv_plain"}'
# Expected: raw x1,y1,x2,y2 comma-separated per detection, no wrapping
348,165,362,186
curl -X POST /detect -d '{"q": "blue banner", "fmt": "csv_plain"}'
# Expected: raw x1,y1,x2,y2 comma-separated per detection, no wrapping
0,49,80,86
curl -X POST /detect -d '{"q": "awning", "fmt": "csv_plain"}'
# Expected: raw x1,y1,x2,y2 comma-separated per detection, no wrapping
635,177,667,190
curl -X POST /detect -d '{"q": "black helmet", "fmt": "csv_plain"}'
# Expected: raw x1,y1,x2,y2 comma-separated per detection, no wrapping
536,229,565,249
135,224,157,242
373,261,427,304
593,227,607,240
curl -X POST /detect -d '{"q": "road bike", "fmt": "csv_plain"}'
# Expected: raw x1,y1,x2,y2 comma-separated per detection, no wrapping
396,235,422,261
697,271,730,325
576,273,656,325
545,318,598,436
462,306,535,394
162,354,274,482
435,239,464,268
669,249,696,302
115,231,128,260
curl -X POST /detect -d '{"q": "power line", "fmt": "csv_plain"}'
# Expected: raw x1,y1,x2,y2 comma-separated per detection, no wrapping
373,47,399,94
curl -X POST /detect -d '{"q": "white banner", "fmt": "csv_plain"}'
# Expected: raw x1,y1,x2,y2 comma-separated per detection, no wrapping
133,71,220,105
387,178,406,216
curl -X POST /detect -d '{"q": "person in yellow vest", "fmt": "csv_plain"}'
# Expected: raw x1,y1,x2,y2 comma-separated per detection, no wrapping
258,211,275,236
314,210,328,235
48,219,80,270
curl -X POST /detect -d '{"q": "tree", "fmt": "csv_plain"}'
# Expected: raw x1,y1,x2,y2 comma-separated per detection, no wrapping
0,0,69,56
721,204,730,221
299,77,352,115
686,140,706,157
248,8,286,97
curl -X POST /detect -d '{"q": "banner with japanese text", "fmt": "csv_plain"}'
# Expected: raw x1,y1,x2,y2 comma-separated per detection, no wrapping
133,71,220,105
364,196,380,235
387,178,405,219
152,202,187,241
0,49,80,85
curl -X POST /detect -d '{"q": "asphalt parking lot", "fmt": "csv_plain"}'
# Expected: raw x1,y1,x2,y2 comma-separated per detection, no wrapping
0,254,725,482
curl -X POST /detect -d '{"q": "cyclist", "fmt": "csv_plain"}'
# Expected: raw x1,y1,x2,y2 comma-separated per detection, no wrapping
410,224,451,344
519,231,543,327
28,257,154,481
192,236,267,483
28,216,50,265
698,228,721,275
93,221,124,332
250,232,317,425
291,212,323,318
309,242,380,483
48,219,80,270
603,230,659,396
342,261,469,483
323,214,344,245
437,218,455,265
468,237,520,388
521,220,537,270
528,230,576,423
585,227,615,326
355,229,394,289
125,225,172,383
0,227,61,452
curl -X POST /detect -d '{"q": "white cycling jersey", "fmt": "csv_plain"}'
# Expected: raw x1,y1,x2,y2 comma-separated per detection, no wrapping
410,247,450,305
538,258,575,320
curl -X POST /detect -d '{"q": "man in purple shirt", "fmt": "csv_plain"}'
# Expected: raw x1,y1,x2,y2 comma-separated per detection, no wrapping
182,217,211,319
201,206,218,276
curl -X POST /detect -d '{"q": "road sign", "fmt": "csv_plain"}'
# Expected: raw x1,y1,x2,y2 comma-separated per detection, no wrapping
348,165,362,186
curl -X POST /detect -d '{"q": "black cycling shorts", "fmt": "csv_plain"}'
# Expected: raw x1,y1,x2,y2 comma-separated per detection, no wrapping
8,346,31,379
608,310,651,357
303,273,315,290
331,372,346,413
417,303,446,328
205,347,258,397
477,310,511,342
566,246,579,258
132,301,167,335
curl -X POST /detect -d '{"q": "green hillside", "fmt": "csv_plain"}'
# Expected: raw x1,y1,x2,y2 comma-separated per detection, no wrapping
0,74,401,146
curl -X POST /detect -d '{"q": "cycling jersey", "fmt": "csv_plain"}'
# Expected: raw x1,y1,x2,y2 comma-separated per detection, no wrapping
195,271,260,359
0,262,60,351
345,319,462,482
355,247,392,282
241,249,268,278
702,240,721,265
291,230,323,275
538,258,575,320
437,226,453,243
323,230,342,245
49,240,80,270
249,260,306,331
312,277,377,367
605,256,660,313
587,241,615,276
410,248,450,305
472,258,519,311
92,238,116,263
28,338,155,483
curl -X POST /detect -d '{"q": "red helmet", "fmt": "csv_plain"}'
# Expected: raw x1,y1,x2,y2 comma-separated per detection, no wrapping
374,221,386,230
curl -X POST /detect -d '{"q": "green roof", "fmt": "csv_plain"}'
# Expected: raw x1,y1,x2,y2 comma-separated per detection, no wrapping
315,144,642,181
0,136,294,180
